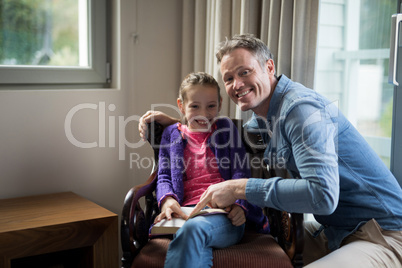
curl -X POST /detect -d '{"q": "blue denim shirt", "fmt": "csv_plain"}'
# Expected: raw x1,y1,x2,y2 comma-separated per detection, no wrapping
245,75,402,251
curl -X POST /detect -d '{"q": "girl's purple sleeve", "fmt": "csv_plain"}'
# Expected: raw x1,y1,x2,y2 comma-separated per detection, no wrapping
155,126,176,208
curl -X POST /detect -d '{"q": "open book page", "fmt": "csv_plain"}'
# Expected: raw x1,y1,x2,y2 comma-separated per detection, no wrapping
150,206,227,236
183,206,228,219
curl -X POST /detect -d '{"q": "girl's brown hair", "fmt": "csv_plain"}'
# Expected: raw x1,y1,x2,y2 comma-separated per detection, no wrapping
179,72,221,104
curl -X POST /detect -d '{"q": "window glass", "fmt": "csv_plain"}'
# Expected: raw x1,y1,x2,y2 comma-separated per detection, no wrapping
0,0,108,86
315,0,396,167
0,0,88,67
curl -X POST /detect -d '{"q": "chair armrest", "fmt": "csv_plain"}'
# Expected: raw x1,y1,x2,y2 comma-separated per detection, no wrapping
121,171,158,268
121,121,165,268
267,209,304,268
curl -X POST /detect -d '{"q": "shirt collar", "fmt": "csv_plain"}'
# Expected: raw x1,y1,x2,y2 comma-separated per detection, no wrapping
266,74,291,122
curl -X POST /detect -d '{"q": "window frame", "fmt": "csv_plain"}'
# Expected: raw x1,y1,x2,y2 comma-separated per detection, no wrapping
390,0,402,186
0,0,110,88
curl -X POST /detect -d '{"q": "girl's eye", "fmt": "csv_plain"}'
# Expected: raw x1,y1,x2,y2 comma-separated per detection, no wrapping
209,105,216,108
190,105,198,109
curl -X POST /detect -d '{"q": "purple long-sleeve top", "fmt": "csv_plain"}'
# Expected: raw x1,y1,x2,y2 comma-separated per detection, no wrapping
156,117,269,233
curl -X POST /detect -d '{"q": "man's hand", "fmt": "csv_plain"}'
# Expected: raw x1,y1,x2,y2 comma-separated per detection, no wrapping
139,111,179,141
190,179,248,217
154,196,188,224
227,204,246,226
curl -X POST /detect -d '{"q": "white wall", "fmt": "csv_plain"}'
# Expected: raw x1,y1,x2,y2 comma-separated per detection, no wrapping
124,0,183,190
0,0,183,223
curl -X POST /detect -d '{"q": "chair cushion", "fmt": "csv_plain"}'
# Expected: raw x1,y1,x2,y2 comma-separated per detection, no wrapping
132,231,293,268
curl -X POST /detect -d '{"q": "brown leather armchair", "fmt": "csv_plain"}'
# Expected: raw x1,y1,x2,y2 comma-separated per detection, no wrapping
121,120,304,268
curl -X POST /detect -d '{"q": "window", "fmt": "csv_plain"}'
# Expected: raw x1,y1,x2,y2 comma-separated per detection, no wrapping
389,0,402,186
315,0,402,186
315,0,395,166
0,0,110,87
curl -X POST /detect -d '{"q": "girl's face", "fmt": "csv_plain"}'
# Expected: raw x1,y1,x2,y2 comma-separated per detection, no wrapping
177,85,222,131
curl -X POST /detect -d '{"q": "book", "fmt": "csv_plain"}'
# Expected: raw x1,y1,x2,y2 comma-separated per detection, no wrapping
150,206,228,235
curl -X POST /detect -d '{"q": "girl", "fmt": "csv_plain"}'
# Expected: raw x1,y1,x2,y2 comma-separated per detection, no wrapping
154,72,269,268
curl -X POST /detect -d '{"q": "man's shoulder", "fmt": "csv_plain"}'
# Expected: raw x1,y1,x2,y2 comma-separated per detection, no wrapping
279,80,331,112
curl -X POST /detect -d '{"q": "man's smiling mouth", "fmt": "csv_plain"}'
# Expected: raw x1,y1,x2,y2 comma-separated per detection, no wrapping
237,90,250,98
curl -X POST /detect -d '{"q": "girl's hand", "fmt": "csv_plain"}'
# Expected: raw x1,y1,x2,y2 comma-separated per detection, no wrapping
154,197,188,224
227,204,246,226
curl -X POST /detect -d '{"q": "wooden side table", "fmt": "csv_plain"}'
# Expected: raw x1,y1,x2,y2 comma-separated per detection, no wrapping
0,192,118,268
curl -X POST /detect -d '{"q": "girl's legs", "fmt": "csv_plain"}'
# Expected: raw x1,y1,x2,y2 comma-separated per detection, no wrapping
164,214,245,268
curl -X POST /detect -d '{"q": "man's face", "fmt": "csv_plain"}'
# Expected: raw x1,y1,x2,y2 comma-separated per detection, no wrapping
220,48,275,117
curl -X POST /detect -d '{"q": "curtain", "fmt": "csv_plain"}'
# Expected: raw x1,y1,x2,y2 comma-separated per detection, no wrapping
181,0,319,118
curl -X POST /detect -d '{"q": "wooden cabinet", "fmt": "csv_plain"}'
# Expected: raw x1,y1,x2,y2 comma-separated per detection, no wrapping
0,192,118,268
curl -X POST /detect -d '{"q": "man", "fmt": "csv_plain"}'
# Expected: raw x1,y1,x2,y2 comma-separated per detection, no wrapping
139,34,402,267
